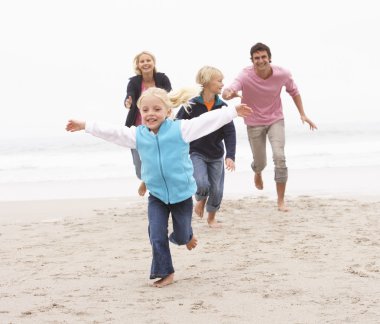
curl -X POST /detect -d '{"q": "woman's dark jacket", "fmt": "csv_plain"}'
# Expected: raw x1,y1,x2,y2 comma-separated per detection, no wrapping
176,95,236,161
124,72,172,127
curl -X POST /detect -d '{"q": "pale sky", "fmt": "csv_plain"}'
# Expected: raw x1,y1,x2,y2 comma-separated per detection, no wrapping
0,0,379,138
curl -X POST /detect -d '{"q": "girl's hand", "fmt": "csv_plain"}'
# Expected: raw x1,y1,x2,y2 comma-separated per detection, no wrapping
225,158,235,171
301,115,318,130
66,119,85,132
124,96,132,109
235,104,252,117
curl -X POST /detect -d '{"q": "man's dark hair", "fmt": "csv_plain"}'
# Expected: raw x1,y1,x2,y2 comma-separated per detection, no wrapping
250,42,272,62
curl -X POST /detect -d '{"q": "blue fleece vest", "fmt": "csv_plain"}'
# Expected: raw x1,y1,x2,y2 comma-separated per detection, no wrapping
136,119,196,204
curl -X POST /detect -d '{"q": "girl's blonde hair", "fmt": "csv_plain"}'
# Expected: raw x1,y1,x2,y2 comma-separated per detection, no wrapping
133,51,157,75
196,66,223,87
137,87,198,116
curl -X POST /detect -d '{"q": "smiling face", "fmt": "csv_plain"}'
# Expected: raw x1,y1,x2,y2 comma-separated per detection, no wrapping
137,53,155,75
251,50,271,73
139,95,171,134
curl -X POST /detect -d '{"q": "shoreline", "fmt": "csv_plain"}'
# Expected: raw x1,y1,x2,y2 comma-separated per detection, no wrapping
1,165,379,203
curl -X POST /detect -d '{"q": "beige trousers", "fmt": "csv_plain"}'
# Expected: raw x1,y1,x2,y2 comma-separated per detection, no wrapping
246,119,288,183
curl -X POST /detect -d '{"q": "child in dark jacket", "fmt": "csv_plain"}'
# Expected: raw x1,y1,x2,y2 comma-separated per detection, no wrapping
176,66,236,227
66,87,251,287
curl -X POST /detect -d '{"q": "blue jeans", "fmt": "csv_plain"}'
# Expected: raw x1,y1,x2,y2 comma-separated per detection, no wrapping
131,148,142,180
148,194,193,279
190,152,225,212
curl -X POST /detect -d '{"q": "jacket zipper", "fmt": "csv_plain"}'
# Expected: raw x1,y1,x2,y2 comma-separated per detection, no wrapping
156,136,170,202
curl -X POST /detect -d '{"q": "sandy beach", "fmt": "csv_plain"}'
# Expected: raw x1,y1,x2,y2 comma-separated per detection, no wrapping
1,190,380,323
2,0,380,322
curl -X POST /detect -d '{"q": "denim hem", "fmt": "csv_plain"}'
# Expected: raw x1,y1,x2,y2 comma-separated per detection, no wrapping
206,206,220,213
150,271,175,280
169,233,193,246
195,194,207,201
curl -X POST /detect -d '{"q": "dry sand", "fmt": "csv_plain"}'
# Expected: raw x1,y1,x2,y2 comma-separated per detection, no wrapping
1,195,380,323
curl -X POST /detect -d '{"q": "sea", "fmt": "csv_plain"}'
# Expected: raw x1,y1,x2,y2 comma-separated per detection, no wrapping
1,121,379,201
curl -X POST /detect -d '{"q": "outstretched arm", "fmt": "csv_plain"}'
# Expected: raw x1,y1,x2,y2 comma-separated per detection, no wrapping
66,119,137,148
66,119,85,132
292,95,318,130
222,76,243,100
222,88,242,100
181,104,252,143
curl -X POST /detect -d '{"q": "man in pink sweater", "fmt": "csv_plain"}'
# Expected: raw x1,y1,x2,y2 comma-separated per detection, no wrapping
222,42,317,211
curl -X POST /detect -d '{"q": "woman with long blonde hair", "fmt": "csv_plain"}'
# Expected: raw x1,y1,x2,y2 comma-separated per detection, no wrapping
123,51,172,196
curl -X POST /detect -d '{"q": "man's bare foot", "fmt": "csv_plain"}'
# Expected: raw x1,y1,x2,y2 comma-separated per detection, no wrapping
194,200,206,218
278,200,289,212
138,182,147,196
186,236,198,250
254,173,263,190
207,211,222,228
153,273,174,288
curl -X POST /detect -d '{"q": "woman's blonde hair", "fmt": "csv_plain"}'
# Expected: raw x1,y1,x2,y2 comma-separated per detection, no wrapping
133,51,157,75
137,87,198,116
196,66,223,87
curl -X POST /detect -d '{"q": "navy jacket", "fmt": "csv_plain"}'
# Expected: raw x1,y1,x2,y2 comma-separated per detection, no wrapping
176,95,236,160
124,72,172,127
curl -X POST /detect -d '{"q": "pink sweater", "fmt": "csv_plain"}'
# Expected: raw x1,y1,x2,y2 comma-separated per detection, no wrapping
227,65,299,126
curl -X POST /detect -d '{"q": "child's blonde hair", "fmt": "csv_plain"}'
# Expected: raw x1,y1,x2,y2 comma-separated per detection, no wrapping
137,87,198,116
133,51,157,75
196,66,224,87
179,65,223,115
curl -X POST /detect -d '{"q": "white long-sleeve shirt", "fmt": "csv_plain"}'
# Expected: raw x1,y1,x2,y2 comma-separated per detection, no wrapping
85,106,237,148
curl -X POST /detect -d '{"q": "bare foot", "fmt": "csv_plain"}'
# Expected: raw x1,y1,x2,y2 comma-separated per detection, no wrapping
207,211,222,228
207,219,222,228
254,173,263,190
138,182,147,196
194,200,206,218
278,200,289,212
153,273,174,288
186,235,198,250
